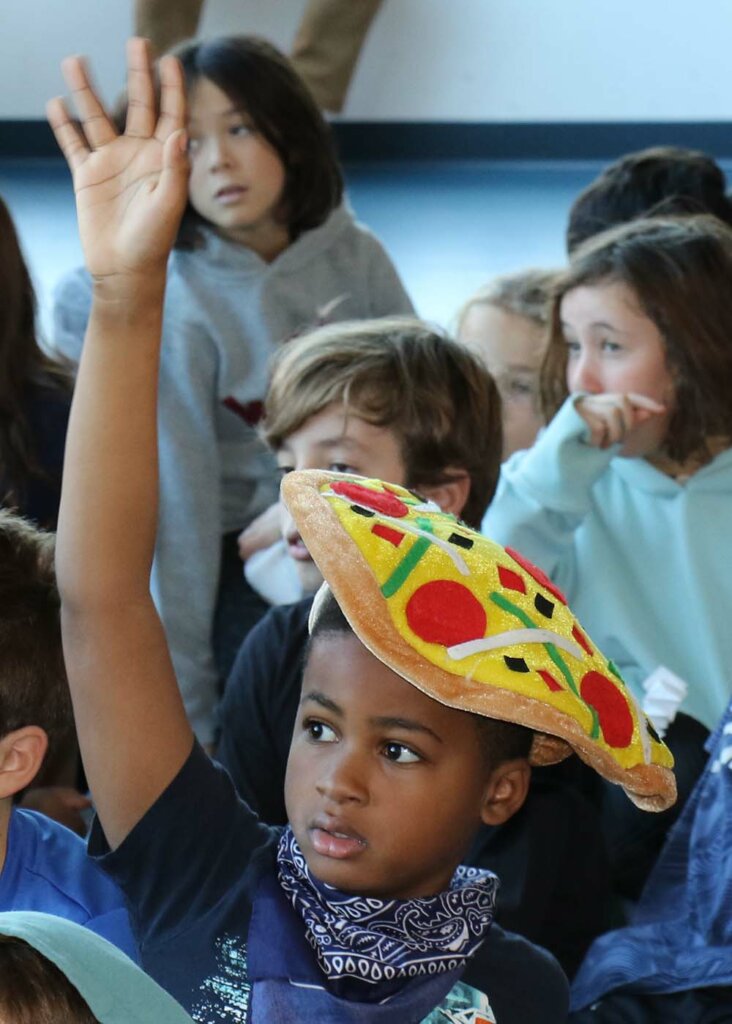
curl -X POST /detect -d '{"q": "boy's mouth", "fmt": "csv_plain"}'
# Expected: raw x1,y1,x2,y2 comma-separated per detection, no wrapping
309,821,367,860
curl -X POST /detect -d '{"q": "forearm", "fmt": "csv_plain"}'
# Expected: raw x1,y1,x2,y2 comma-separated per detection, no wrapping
57,273,194,846
56,274,166,609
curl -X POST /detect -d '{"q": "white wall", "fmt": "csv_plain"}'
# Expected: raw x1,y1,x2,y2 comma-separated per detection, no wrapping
3,0,732,122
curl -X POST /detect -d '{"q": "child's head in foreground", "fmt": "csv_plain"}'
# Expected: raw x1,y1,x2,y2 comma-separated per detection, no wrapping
456,270,558,458
173,35,343,253
263,316,503,591
0,512,72,806
0,934,98,1023
284,586,533,900
542,215,732,463
0,912,193,1024
567,145,732,253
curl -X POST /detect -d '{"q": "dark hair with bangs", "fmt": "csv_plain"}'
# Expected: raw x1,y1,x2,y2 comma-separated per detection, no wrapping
0,935,98,1023
174,35,343,247
263,317,503,528
566,146,732,253
309,587,532,771
541,215,732,462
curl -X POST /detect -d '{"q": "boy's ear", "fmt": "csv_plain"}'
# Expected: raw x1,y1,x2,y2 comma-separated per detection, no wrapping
479,759,531,827
420,470,471,519
0,727,48,799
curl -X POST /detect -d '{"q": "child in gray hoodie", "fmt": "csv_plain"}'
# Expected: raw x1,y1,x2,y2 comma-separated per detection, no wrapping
52,36,413,748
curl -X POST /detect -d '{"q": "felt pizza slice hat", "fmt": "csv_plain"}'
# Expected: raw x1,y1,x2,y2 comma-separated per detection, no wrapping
281,470,676,812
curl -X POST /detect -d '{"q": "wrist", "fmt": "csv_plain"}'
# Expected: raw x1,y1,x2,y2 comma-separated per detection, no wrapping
91,270,167,306
90,271,167,327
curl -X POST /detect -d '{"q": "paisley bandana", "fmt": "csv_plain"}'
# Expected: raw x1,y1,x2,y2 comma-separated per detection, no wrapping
276,827,498,990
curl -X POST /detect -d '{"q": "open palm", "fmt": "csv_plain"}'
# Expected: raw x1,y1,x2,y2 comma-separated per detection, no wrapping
47,38,189,280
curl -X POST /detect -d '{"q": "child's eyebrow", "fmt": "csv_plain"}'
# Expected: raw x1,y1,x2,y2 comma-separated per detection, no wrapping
300,690,342,716
561,319,626,335
370,716,443,743
314,436,363,450
187,106,248,126
501,362,539,374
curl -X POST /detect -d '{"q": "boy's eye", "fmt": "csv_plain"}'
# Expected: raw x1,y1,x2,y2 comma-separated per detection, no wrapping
382,742,421,764
277,464,294,477
230,123,253,138
563,338,581,355
328,463,359,475
187,137,201,154
601,339,622,353
306,719,337,743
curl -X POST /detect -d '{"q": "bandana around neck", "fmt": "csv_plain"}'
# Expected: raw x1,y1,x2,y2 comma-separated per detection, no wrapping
276,827,498,993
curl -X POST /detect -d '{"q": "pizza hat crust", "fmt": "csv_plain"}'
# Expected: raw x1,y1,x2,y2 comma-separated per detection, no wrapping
282,470,677,812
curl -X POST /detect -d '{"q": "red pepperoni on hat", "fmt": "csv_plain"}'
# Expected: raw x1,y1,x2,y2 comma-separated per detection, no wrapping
580,671,634,748
406,580,487,647
331,481,410,518
506,547,568,605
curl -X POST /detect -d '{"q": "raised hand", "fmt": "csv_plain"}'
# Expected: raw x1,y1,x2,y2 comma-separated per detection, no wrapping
576,392,668,457
46,37,189,283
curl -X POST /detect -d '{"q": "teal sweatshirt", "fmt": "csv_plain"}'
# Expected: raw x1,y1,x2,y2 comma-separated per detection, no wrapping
483,397,732,731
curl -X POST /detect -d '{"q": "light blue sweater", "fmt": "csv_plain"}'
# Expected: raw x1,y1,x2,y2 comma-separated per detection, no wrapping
483,397,732,731
52,205,413,743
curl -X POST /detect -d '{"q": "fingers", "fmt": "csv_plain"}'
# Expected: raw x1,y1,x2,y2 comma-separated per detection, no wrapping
625,393,666,414
124,36,156,139
576,393,667,449
46,96,89,171
61,54,117,150
156,53,187,143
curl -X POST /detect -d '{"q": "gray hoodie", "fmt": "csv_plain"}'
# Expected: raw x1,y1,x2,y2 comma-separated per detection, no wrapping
52,204,413,742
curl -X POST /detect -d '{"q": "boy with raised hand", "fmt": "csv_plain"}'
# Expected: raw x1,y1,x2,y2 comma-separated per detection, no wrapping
0,512,135,960
49,40,675,1021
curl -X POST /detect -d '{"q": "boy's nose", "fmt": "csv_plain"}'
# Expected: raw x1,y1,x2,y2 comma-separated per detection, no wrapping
316,750,369,806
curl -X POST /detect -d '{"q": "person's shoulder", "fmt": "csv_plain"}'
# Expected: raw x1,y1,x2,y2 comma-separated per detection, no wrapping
464,923,569,1024
5,808,128,919
259,596,315,639
284,204,384,267
225,596,313,695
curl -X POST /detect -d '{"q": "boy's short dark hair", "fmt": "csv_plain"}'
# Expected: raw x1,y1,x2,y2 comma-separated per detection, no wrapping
0,935,97,1024
263,317,503,528
0,512,72,759
309,587,532,770
567,146,732,253
174,35,343,246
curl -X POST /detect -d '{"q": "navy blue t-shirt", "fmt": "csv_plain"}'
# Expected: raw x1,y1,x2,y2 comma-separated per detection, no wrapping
90,743,567,1022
